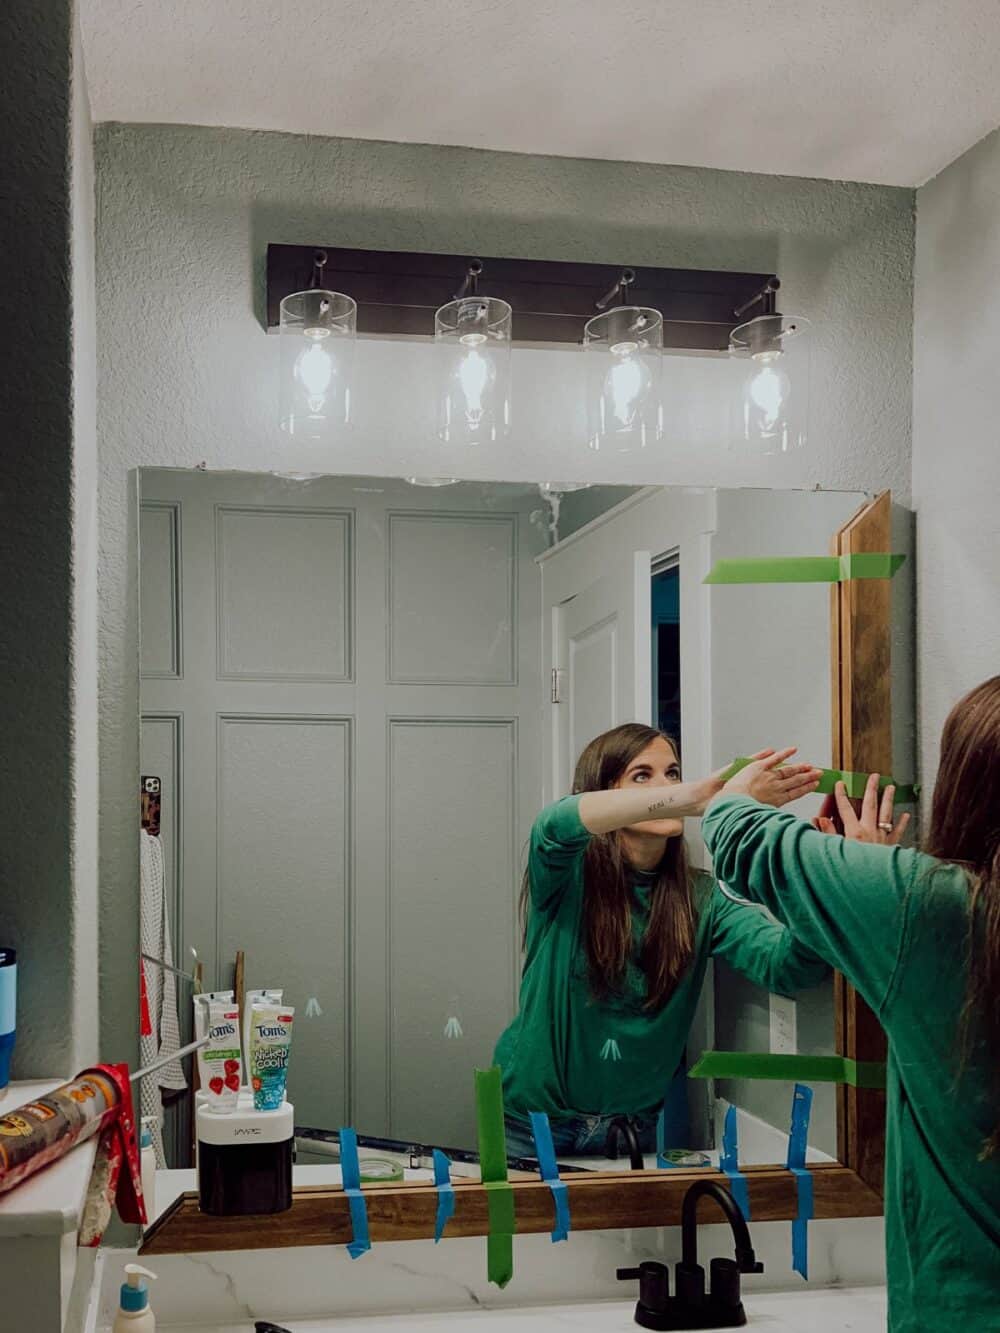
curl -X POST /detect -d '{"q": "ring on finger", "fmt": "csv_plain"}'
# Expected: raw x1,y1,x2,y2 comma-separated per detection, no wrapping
877,822,893,832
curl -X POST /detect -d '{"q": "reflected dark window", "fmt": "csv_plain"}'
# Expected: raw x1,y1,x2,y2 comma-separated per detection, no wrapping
652,564,680,746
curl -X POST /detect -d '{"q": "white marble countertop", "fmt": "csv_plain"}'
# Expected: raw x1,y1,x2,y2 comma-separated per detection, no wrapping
0,1077,100,1237
136,1288,888,1333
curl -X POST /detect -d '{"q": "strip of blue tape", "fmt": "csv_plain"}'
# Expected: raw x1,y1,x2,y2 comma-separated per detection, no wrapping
432,1149,455,1243
529,1112,570,1242
787,1085,814,1281
656,1102,669,1170
339,1127,371,1260
719,1105,750,1221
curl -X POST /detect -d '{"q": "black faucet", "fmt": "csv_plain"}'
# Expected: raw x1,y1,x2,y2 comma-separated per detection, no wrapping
617,1179,764,1329
605,1115,645,1171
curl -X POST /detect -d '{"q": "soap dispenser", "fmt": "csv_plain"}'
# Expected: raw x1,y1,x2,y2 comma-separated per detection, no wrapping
113,1263,157,1332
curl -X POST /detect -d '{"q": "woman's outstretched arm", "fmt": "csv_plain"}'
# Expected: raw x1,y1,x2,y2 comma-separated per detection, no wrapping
578,748,818,835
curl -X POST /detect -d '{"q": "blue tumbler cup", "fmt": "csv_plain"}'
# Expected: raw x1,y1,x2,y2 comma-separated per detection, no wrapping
0,949,16,1094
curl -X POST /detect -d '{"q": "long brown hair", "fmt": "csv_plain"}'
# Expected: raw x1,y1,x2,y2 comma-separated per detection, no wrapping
522,723,696,1011
925,675,1000,1155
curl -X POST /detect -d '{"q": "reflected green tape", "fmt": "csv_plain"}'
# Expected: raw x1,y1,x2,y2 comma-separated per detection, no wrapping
689,1051,887,1090
704,553,905,585
476,1066,514,1288
720,757,918,804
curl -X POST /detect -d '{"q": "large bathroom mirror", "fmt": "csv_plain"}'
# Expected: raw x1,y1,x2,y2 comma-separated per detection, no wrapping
137,468,914,1199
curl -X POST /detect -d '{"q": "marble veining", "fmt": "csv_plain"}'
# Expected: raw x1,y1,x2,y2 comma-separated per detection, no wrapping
99,1288,888,1333
97,1211,885,1330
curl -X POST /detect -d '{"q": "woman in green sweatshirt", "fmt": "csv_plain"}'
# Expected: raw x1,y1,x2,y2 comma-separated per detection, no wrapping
703,675,1000,1332
494,722,828,1158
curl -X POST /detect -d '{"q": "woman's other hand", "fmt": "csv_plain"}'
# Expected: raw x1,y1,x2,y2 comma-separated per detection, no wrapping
717,748,822,808
812,774,910,845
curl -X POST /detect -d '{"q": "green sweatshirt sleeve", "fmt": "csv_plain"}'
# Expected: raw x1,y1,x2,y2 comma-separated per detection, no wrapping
527,795,592,912
702,794,922,1014
709,883,831,997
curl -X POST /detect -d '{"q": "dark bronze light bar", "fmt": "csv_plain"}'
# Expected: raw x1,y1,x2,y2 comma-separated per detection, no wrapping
265,244,776,351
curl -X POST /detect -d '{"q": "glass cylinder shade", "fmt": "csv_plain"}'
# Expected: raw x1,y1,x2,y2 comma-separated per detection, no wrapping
279,290,357,437
729,313,810,454
435,297,512,446
583,306,663,452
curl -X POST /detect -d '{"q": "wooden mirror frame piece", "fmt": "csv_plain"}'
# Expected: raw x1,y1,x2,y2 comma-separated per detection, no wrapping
141,493,891,1256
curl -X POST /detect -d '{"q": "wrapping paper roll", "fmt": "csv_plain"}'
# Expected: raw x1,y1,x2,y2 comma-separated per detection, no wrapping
0,1068,121,1196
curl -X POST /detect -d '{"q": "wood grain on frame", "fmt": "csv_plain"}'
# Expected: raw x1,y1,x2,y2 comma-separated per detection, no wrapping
140,1163,882,1256
831,491,891,1192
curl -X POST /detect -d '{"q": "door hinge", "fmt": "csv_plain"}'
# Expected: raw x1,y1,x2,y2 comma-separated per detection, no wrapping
551,668,564,704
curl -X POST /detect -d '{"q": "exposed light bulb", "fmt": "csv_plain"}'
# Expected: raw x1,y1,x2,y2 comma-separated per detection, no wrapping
435,296,511,445
745,359,791,438
456,346,495,430
294,341,334,413
604,345,651,430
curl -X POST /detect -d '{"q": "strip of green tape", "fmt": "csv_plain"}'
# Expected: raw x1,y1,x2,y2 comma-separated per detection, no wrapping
704,553,905,585
720,757,918,804
689,1051,887,1090
476,1067,514,1288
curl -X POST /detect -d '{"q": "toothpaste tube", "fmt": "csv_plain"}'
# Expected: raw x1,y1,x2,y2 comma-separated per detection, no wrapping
242,988,283,1075
193,990,234,1045
193,991,235,1102
199,999,243,1113
248,1003,295,1111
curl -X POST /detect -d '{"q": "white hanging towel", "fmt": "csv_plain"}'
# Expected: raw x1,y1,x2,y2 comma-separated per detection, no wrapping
140,829,187,1166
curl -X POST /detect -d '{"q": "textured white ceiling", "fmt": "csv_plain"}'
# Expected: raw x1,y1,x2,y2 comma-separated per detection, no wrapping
81,0,1000,186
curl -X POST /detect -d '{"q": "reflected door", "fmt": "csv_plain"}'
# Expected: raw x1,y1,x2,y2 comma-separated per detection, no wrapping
554,553,652,795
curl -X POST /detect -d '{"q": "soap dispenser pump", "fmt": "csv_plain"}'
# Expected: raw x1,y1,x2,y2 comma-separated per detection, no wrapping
113,1263,157,1332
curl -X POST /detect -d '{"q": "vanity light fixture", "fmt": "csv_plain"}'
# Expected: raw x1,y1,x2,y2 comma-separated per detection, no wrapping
729,279,810,453
434,262,512,447
279,250,357,438
267,246,784,450
583,270,664,453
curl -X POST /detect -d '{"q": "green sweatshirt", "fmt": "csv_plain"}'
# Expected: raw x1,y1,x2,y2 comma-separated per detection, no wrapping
493,795,828,1121
703,794,1000,1333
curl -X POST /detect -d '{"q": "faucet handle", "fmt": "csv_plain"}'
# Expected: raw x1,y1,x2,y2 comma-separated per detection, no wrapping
617,1261,670,1312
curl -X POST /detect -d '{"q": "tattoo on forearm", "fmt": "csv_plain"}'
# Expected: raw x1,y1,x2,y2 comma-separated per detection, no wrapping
646,797,673,814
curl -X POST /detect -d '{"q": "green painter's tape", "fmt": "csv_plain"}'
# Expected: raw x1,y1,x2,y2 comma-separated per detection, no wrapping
476,1067,514,1288
840,553,906,580
704,553,905,585
705,556,840,584
689,1051,887,1090
720,758,919,804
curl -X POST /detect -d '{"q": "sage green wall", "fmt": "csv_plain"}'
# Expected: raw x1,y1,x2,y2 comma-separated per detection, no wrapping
0,0,99,1077
95,123,915,1069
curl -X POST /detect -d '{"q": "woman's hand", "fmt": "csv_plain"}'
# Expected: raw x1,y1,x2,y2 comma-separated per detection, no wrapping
715,748,822,808
693,749,777,812
812,773,910,845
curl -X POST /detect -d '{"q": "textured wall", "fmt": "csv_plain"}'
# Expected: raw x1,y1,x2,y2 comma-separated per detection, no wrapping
0,1,98,1076
95,122,915,1064
913,128,1000,790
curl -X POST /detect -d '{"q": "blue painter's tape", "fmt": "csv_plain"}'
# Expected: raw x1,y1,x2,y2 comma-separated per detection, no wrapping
432,1149,455,1243
787,1085,814,1281
528,1112,570,1242
339,1127,371,1259
719,1105,750,1221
